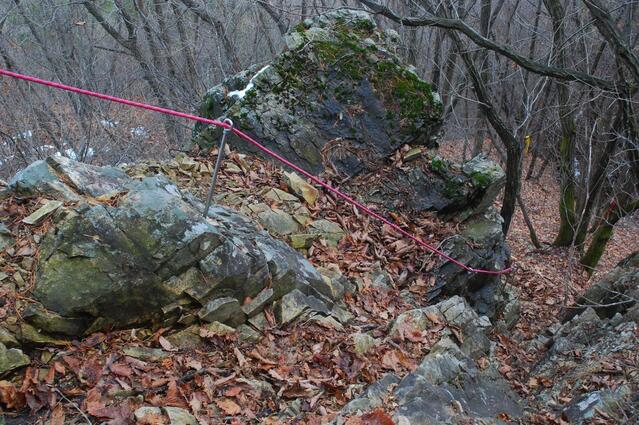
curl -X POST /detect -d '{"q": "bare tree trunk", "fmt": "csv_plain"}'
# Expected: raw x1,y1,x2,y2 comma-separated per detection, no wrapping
573,112,620,247
178,0,242,73
170,0,201,94
471,0,492,156
517,194,542,248
453,31,522,234
544,0,578,247
256,0,288,35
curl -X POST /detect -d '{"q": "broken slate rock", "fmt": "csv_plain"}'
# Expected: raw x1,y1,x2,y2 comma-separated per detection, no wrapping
22,200,63,226
165,325,203,349
562,251,638,322
198,297,245,327
0,327,19,349
257,208,301,236
123,346,168,362
0,223,14,251
22,303,89,336
0,342,30,376
275,289,329,324
308,219,345,247
164,406,198,425
134,407,163,423
340,374,400,415
289,233,318,249
242,287,274,317
352,333,379,355
392,338,522,424
284,172,319,205
430,208,513,322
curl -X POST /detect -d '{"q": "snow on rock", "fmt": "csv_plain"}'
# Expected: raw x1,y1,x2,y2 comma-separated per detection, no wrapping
227,65,270,100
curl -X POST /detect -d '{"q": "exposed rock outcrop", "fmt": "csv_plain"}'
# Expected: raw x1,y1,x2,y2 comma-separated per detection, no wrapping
529,310,637,423
426,208,517,327
352,153,506,217
6,156,338,336
561,251,638,322
527,252,639,423
336,296,523,424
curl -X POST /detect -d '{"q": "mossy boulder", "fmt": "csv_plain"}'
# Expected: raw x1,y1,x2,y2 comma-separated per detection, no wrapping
8,157,337,336
193,9,443,177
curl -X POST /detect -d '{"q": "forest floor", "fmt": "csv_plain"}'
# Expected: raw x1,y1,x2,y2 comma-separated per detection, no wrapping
0,142,637,425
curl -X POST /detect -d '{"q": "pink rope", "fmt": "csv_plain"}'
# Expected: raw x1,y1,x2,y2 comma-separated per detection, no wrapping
0,68,512,275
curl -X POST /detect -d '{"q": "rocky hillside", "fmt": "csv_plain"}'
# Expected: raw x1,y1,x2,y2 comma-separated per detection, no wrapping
0,9,636,425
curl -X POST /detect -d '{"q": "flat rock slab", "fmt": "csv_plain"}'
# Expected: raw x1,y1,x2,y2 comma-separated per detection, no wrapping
0,342,30,376
22,200,63,225
8,155,129,200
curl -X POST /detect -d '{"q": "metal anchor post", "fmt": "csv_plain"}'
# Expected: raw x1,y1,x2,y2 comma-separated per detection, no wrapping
203,118,234,217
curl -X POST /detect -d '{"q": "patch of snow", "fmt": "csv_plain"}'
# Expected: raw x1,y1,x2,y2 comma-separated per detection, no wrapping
99,119,118,128
227,65,270,100
574,158,581,178
182,222,212,243
55,148,78,160
15,130,33,140
54,147,94,160
130,127,149,138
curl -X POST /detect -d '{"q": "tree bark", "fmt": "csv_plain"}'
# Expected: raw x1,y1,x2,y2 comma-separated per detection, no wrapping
544,0,578,247
471,0,492,157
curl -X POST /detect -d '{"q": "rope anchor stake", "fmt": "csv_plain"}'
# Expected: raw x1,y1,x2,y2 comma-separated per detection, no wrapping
203,118,233,217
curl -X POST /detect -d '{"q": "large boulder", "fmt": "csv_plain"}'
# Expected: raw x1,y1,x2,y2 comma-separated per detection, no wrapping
193,10,443,177
191,9,511,322
8,157,335,335
192,10,506,221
